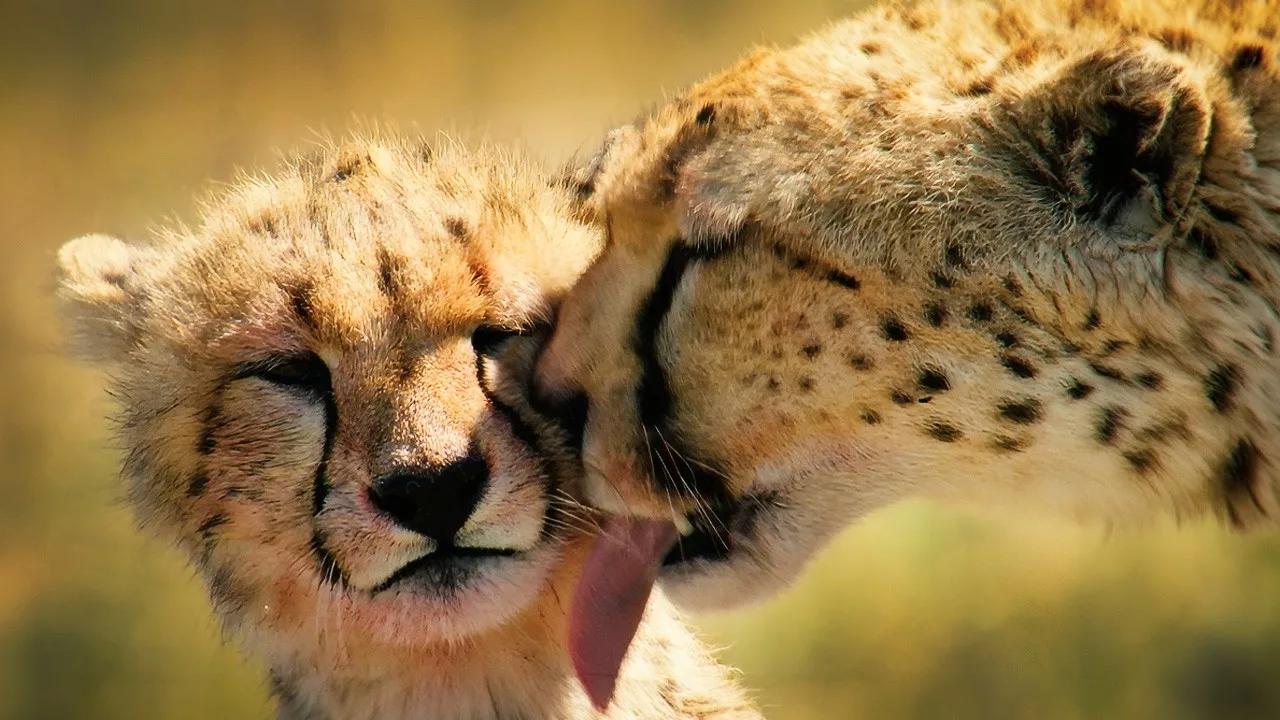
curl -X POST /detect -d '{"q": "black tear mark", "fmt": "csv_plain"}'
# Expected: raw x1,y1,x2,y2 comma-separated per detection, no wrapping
1124,449,1157,474
1001,355,1037,379
918,368,951,392
1221,440,1263,526
1232,45,1266,71
1096,406,1127,444
861,409,881,425
924,302,947,327
1204,364,1240,413
926,421,963,442
1065,377,1094,399
635,242,698,428
880,316,909,342
998,398,1043,424
1136,370,1163,389
968,302,994,322
931,271,956,289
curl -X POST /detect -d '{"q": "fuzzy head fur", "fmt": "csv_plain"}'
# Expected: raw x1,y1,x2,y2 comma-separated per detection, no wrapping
58,135,759,719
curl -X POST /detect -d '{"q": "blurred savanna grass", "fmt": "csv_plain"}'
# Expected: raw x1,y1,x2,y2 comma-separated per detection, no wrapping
2,1,1279,718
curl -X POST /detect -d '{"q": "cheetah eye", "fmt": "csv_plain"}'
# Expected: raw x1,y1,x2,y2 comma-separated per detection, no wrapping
238,353,331,396
470,325,528,357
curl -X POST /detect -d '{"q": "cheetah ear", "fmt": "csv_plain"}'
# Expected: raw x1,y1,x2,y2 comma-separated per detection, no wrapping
995,42,1212,238
56,233,149,362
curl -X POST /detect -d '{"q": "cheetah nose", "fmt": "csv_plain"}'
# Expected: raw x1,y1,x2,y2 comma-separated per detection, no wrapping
369,448,488,545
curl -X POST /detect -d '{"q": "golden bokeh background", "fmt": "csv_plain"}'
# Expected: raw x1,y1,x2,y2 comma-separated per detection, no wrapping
3,1,1280,718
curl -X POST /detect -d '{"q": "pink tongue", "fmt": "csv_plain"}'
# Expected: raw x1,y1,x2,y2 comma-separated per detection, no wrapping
569,517,679,711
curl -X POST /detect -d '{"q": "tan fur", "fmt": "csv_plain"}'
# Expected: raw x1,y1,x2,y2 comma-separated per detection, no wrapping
57,134,759,719
537,0,1280,610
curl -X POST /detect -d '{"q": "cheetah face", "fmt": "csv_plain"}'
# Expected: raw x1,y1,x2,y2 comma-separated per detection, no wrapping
57,140,602,649
540,25,1279,633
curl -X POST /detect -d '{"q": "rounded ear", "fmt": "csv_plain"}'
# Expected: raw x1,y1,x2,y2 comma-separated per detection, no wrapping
56,233,148,362
989,40,1212,240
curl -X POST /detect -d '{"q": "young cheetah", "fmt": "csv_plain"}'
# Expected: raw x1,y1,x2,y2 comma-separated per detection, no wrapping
56,135,759,719
532,0,1280,699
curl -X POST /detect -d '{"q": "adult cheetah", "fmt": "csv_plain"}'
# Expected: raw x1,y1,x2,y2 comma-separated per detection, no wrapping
531,0,1280,702
57,135,759,719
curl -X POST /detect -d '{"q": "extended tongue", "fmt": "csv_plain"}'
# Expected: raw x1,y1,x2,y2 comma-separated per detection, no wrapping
569,517,680,711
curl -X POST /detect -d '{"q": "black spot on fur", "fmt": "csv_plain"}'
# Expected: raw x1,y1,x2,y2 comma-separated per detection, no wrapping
376,248,403,300
995,331,1019,348
695,103,716,125
1233,45,1266,71
1100,339,1128,356
1207,204,1240,223
1136,370,1164,389
861,409,881,425
802,343,823,359
918,368,951,392
931,271,955,289
1083,309,1101,330
998,399,1043,424
918,396,933,404
944,243,968,269
927,421,963,442
1089,362,1128,383
1096,406,1127,444
963,78,994,96
968,302,994,322
198,513,229,537
827,269,861,290
831,312,849,330
1221,440,1262,526
880,316,909,341
850,354,874,370
288,283,316,329
1065,377,1095,399
1187,227,1219,260
767,376,781,392
445,217,469,239
1001,355,1037,379
1002,275,1023,296
1125,449,1157,474
924,302,947,327
799,377,815,392
1229,264,1255,285
1204,364,1240,413
891,390,914,405
197,401,221,456
187,472,209,497
992,435,1025,453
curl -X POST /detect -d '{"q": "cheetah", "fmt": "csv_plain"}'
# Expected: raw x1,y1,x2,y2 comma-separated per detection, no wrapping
56,134,760,719
531,0,1280,702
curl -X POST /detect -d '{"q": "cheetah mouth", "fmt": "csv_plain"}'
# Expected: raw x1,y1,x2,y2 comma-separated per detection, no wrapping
661,494,767,568
371,545,522,595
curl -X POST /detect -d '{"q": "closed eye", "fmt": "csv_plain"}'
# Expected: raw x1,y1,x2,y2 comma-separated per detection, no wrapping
471,324,542,357
236,352,332,397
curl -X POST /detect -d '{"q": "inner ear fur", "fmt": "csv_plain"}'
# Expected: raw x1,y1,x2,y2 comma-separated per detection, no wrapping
991,40,1212,237
56,233,148,362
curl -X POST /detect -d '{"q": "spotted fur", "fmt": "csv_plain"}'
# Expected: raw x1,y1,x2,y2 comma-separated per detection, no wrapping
537,0,1280,611
58,134,758,719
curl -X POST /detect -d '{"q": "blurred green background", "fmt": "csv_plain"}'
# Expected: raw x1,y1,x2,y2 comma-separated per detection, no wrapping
3,1,1280,718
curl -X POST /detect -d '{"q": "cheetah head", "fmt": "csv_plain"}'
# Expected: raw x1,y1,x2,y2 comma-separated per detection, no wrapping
538,8,1280,641
57,138,601,658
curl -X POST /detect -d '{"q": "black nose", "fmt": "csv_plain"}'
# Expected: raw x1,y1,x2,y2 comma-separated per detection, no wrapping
369,450,488,544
